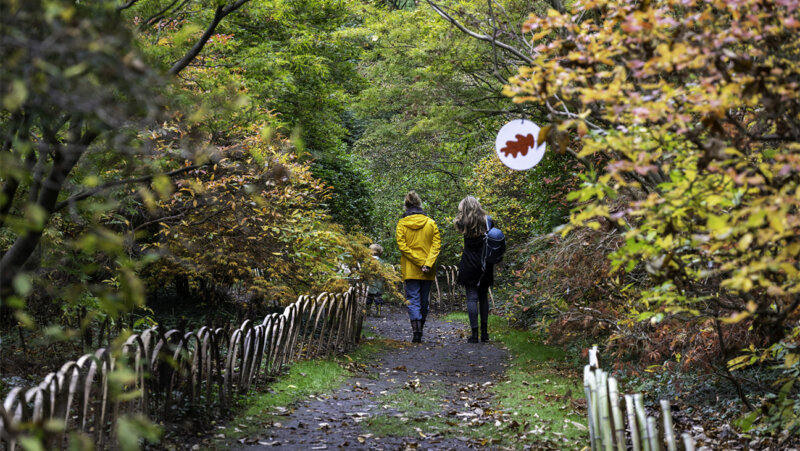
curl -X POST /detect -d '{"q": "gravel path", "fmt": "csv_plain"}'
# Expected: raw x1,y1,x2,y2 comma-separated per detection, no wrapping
236,308,510,450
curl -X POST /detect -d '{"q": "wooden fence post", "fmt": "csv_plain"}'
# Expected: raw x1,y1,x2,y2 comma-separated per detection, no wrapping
1,277,457,449
582,350,695,451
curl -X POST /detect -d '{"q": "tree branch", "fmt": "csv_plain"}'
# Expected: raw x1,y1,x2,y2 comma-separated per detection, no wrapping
724,112,799,143
0,113,31,230
142,0,188,28
132,211,187,232
425,0,533,65
116,0,141,11
0,124,95,294
53,162,210,213
168,0,251,76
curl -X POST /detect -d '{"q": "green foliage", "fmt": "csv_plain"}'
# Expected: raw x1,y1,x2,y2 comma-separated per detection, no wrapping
0,0,169,320
364,383,451,437
126,0,376,230
506,0,800,435
142,130,399,304
207,337,390,448
352,1,561,264
444,313,588,445
467,150,576,243
730,329,800,438
310,148,374,231
116,415,163,451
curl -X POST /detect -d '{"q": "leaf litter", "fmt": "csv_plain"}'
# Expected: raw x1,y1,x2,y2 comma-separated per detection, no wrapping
191,309,582,450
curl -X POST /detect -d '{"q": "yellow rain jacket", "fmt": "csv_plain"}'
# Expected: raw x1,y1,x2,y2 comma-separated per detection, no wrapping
396,214,441,281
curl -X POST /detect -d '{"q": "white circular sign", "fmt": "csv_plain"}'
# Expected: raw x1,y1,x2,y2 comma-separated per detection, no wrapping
494,119,546,170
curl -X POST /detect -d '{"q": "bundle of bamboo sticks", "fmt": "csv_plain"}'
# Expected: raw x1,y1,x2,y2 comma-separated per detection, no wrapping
584,346,697,451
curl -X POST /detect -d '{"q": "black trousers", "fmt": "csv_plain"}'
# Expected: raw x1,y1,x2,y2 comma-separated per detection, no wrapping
465,284,489,329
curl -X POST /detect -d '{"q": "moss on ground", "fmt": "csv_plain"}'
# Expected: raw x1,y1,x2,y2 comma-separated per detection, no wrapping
445,313,588,448
203,316,587,450
363,383,451,437
207,336,392,448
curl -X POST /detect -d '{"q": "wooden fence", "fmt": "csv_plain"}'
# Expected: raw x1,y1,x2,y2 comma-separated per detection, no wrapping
433,265,495,312
434,265,462,311
389,264,465,312
584,346,697,451
0,284,368,449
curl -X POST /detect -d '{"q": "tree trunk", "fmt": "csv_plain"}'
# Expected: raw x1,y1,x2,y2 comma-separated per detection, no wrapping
0,126,96,298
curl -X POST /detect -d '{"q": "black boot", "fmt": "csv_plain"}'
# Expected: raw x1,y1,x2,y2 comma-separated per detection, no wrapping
412,320,421,343
419,317,426,341
481,323,489,343
468,327,479,343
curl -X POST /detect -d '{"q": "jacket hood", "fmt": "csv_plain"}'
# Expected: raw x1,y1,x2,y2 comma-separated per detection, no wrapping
398,214,430,230
403,207,426,217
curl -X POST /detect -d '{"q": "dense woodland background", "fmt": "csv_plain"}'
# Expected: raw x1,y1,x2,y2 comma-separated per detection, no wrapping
1,0,798,447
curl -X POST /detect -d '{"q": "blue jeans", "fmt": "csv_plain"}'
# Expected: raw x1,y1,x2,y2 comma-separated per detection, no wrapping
405,280,432,321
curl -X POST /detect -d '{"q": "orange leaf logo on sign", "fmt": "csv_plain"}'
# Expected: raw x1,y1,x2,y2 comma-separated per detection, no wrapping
500,133,535,158
495,120,546,170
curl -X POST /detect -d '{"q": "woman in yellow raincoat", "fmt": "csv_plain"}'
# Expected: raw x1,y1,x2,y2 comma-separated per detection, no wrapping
396,191,441,343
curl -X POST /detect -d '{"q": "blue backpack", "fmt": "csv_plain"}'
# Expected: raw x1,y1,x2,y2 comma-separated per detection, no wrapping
482,216,506,268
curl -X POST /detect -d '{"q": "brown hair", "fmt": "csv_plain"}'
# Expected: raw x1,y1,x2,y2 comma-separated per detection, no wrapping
369,243,383,256
404,191,422,209
454,196,487,238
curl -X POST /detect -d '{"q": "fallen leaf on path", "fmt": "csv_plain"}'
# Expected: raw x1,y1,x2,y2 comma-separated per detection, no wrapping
566,419,588,431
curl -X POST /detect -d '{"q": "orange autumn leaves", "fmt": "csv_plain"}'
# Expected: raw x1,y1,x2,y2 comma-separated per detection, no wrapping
504,0,800,370
508,0,800,131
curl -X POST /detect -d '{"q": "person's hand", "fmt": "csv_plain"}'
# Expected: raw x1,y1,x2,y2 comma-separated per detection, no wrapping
421,265,430,273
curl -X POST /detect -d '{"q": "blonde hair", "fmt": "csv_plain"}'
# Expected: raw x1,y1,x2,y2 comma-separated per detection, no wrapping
454,196,487,238
404,191,422,209
369,243,383,256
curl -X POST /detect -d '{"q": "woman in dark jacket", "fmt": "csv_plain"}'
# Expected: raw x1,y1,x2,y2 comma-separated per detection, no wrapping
454,196,494,343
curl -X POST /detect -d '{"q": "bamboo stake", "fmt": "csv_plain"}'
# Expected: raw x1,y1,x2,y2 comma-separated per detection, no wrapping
608,377,626,451
597,371,614,451
682,433,695,451
584,365,597,451
436,276,443,305
589,370,603,451
646,416,660,451
589,345,599,369
625,394,642,451
634,394,651,451
660,400,677,451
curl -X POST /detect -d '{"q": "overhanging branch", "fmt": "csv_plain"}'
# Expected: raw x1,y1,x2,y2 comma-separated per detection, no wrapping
53,162,210,212
117,0,141,11
168,0,251,76
425,0,533,65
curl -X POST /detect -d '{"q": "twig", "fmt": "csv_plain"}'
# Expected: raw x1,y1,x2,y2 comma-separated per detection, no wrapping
168,0,252,76
53,162,210,212
426,0,533,65
116,0,141,11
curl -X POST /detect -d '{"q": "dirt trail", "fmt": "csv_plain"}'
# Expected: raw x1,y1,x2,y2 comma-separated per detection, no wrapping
236,308,511,450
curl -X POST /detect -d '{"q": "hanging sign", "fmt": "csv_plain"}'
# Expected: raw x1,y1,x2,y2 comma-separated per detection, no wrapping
494,119,546,170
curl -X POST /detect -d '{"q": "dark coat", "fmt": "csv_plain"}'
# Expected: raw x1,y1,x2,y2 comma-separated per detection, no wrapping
456,217,495,287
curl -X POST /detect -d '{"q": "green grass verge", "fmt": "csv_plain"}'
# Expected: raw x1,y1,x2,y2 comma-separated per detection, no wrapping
364,383,451,437
207,337,391,448
444,313,588,448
